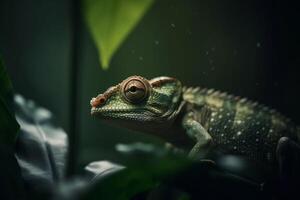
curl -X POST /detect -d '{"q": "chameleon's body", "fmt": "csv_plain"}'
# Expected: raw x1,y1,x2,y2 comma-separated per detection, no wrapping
183,86,299,163
90,76,300,166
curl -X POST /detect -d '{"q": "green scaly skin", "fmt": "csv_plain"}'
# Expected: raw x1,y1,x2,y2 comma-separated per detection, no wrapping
90,75,299,165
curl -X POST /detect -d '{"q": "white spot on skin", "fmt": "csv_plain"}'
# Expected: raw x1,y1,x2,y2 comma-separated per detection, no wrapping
221,134,224,137
234,146,237,150
237,120,242,124
226,113,230,116
237,131,242,136
269,129,274,133
212,112,216,117
256,138,259,142
210,118,215,122
224,125,227,129
218,115,223,119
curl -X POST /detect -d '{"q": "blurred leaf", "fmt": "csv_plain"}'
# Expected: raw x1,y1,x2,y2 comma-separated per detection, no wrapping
14,94,68,194
82,0,154,69
81,143,192,200
0,56,19,146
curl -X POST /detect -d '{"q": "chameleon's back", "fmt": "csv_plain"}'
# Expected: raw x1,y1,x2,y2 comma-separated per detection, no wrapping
183,87,299,164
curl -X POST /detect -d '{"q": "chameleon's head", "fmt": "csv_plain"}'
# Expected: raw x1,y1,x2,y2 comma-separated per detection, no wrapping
90,76,183,129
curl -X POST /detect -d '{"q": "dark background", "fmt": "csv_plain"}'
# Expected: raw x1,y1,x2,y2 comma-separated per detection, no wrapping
0,0,299,173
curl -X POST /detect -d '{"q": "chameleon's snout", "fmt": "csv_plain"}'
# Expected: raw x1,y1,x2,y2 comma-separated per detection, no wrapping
90,94,106,108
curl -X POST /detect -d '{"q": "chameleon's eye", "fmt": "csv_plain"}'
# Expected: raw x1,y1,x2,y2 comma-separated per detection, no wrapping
122,77,149,103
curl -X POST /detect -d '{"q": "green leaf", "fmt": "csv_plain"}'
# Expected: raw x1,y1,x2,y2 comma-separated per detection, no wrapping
82,0,154,69
0,56,19,146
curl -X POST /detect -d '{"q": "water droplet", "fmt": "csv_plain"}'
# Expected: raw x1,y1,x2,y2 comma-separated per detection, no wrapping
256,42,261,48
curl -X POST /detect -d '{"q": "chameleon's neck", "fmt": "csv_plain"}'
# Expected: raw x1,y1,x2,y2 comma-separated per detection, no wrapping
160,101,195,149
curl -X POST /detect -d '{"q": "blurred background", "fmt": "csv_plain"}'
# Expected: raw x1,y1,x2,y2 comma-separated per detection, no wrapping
0,0,299,174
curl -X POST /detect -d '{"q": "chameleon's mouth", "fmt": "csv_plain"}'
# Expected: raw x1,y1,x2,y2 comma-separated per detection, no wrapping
90,106,163,119
91,107,136,115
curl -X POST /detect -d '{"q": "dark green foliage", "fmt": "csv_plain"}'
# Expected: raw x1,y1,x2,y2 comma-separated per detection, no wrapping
81,143,192,200
0,56,19,146
78,143,271,200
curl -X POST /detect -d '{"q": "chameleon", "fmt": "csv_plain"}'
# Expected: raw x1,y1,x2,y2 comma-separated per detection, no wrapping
90,75,300,169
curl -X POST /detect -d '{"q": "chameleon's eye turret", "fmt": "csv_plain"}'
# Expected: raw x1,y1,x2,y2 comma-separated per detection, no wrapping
121,76,150,104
